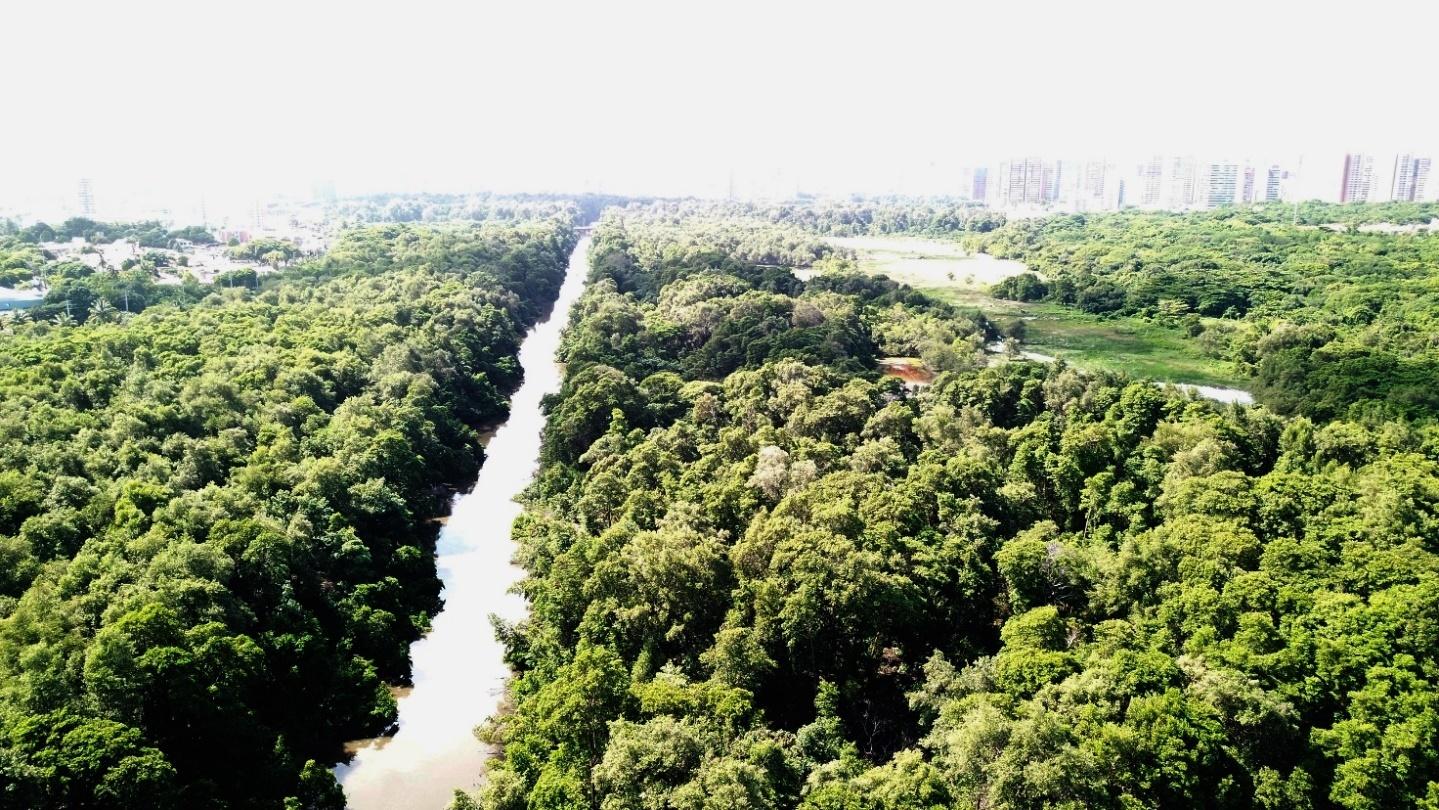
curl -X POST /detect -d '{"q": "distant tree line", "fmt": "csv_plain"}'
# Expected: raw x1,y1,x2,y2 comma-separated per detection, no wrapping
329,193,642,226
15,218,217,248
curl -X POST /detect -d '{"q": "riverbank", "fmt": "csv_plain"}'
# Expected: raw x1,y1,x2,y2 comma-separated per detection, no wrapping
334,237,591,809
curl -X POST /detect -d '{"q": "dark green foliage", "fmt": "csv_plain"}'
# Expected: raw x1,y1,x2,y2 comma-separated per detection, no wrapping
0,219,576,808
0,237,46,287
990,271,1048,301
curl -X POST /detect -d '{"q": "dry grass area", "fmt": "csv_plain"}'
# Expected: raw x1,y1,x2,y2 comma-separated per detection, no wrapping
827,236,1030,290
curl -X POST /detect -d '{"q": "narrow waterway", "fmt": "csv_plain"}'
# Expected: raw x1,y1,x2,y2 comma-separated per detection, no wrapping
335,237,591,809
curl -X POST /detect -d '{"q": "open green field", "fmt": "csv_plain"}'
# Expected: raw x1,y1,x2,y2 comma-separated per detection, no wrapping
1010,305,1240,387
829,235,1029,289
831,235,1246,389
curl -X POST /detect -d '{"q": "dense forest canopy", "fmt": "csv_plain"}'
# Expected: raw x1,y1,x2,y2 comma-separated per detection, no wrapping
4,193,1438,810
0,219,576,808
472,205,1439,810
561,209,993,386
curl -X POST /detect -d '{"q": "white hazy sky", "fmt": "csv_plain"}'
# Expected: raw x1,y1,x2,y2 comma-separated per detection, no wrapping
3,0,1438,213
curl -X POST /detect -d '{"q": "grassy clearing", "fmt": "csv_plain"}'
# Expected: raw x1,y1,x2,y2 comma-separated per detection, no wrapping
827,236,1029,291
920,287,1242,387
832,235,1245,388
1017,307,1240,386
915,286,1242,386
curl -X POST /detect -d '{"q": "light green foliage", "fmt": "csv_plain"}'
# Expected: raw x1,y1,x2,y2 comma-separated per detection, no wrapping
227,237,304,266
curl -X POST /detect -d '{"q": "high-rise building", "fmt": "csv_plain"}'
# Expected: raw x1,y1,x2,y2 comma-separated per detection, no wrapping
1203,162,1239,208
77,178,94,218
1083,161,1107,201
1339,153,1374,203
1241,166,1256,204
1264,165,1286,202
1001,161,1024,205
1024,157,1044,204
1137,156,1164,207
1052,160,1079,206
1076,160,1105,209
1391,154,1431,201
1063,160,1119,211
1165,156,1197,209
1000,157,1050,206
955,166,990,202
1041,162,1060,203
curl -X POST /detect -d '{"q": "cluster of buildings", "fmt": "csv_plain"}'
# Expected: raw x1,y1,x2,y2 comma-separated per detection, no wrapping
951,152,1434,213
3,179,331,251
0,179,335,291
13,159,1439,231
31,234,270,287
1338,153,1431,203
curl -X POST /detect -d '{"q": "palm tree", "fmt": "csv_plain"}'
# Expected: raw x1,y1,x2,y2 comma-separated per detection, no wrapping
9,308,30,325
52,312,75,327
88,299,116,322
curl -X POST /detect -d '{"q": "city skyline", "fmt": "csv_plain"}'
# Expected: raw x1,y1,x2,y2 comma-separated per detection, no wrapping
5,0,1439,212
10,148,1436,227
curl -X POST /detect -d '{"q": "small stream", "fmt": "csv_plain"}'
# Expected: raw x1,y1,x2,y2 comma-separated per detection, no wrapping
334,237,591,809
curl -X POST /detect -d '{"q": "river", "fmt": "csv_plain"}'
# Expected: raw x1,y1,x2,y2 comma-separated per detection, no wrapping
335,237,591,809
